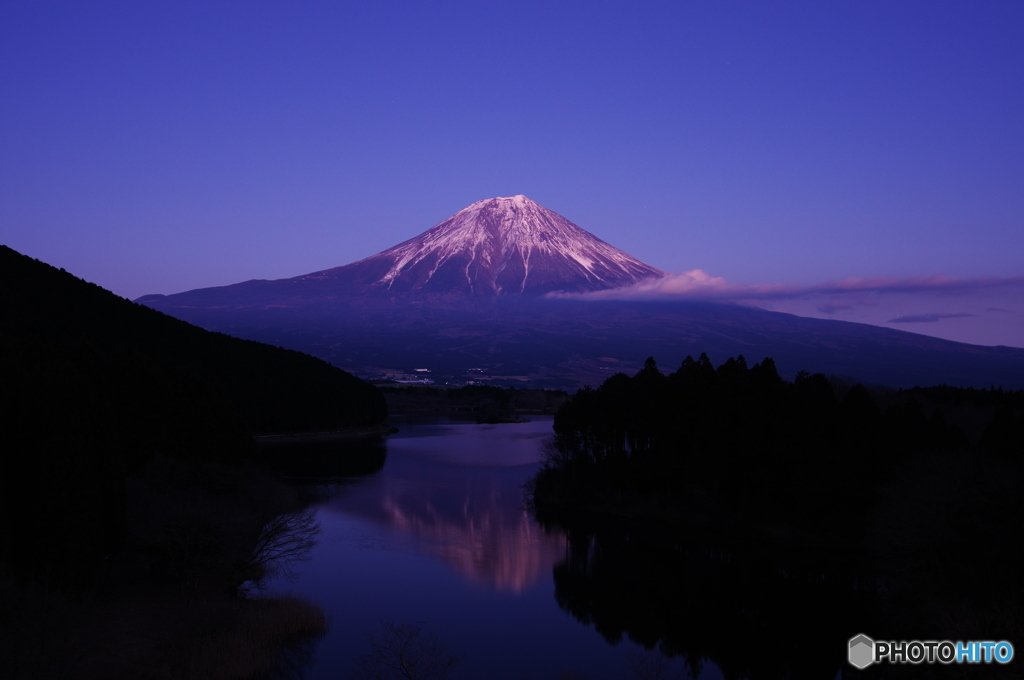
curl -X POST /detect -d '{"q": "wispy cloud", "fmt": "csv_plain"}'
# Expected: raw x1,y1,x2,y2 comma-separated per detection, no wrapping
888,312,977,324
816,300,857,314
548,271,1024,347
551,271,1024,303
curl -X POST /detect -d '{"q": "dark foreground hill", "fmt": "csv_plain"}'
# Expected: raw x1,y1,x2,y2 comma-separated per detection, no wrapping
2,245,385,433
0,245,386,678
1,242,386,577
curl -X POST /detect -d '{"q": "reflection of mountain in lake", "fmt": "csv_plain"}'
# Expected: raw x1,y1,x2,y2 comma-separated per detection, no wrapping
326,431,566,593
380,489,564,593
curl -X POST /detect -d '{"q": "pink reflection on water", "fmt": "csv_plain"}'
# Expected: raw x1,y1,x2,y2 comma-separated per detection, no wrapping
380,490,565,593
327,418,567,593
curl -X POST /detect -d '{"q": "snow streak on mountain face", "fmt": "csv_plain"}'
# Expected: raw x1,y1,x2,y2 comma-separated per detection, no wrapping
310,195,664,296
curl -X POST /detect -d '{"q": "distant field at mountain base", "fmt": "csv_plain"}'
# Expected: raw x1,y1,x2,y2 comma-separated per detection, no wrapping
143,297,1024,390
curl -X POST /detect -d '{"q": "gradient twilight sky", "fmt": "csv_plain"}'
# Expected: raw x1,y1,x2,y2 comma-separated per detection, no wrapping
2,2,1022,346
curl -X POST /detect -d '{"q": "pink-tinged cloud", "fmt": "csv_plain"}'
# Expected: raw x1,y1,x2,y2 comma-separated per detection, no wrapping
547,269,786,301
549,270,1024,347
549,271,1024,303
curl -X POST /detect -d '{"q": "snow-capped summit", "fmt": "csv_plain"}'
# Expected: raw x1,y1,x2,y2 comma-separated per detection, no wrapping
308,195,664,296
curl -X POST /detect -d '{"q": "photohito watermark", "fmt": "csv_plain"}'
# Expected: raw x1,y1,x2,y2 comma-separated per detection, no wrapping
848,634,1014,669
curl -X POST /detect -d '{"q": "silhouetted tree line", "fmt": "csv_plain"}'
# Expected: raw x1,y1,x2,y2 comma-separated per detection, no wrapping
532,356,1024,677
380,383,568,418
533,354,1024,543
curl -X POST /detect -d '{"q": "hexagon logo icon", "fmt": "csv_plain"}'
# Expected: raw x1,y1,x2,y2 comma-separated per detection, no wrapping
849,634,875,669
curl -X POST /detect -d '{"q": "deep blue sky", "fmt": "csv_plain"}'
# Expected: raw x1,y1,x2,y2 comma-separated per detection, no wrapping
2,2,1022,345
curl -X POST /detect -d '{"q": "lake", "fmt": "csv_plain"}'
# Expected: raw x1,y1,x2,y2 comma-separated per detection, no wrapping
263,417,854,679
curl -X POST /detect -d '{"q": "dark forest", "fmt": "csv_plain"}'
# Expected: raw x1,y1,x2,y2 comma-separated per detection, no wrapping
530,355,1024,676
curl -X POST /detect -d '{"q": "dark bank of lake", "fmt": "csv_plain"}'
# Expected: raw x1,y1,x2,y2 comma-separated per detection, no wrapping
263,417,854,680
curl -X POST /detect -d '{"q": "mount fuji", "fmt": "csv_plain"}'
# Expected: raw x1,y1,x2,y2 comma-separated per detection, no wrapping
140,195,663,306
310,195,663,296
138,197,1024,389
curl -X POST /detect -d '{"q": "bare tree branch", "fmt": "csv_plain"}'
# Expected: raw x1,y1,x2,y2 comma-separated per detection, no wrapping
237,507,320,583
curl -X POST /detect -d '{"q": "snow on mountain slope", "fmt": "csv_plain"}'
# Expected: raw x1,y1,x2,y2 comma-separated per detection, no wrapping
304,195,664,296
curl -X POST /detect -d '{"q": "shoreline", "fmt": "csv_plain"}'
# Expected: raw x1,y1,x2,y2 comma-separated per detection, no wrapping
254,423,399,444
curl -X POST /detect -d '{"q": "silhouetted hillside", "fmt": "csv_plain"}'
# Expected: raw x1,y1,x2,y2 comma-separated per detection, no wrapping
1,245,386,434
1,245,387,677
0,243,384,582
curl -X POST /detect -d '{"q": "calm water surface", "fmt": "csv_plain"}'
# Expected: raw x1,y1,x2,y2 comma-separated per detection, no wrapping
265,417,727,680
